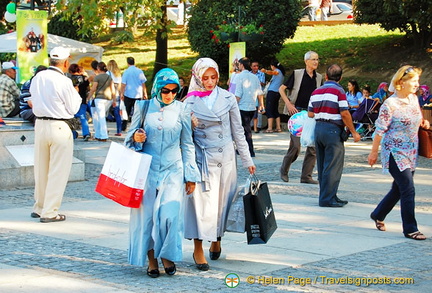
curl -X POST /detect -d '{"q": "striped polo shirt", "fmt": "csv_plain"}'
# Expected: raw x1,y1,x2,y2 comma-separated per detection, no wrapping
308,81,349,125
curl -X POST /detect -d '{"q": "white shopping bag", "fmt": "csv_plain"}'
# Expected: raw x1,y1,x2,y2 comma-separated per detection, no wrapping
300,117,316,147
120,100,128,121
95,142,152,208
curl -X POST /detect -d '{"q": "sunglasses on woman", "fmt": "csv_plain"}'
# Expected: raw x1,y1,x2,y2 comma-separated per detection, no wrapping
402,67,415,77
161,87,179,95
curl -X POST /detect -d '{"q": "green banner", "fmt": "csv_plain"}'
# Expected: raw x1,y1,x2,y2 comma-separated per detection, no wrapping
228,42,246,75
16,10,48,83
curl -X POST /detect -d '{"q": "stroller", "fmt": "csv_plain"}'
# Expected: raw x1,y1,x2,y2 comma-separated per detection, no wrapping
351,98,381,140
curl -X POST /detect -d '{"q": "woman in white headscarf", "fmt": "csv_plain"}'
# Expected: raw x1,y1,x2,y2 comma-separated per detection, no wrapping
183,58,256,271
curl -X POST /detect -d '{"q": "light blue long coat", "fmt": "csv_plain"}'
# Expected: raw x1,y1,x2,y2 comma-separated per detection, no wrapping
125,98,200,266
183,87,254,241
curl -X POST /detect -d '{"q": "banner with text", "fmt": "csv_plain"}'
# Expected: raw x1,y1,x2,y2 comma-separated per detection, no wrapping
16,10,48,83
228,41,246,76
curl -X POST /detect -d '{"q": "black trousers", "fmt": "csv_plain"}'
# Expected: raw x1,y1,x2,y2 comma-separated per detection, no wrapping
122,96,139,130
240,110,256,157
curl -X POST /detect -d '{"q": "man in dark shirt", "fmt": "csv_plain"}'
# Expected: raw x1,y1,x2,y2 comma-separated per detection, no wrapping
279,51,322,184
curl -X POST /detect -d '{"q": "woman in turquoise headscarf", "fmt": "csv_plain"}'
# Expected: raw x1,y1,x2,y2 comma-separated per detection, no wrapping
125,68,200,278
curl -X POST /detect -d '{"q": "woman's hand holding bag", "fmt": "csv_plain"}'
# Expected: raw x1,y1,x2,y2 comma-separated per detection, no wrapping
133,128,147,143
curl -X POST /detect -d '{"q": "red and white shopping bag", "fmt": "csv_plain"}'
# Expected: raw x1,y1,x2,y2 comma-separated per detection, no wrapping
95,142,152,208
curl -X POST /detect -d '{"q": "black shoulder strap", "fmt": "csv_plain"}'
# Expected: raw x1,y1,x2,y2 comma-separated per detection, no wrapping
48,67,65,76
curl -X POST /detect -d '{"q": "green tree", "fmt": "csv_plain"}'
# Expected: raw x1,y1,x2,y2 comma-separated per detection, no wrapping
187,0,301,73
354,0,432,49
48,13,92,41
55,0,178,78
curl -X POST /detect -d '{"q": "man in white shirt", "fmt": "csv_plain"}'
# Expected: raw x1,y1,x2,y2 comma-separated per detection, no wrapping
30,47,81,223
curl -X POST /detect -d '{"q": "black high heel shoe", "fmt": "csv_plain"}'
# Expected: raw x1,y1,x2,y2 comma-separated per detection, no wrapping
193,253,209,271
162,258,176,276
146,267,160,278
209,248,222,260
164,263,176,276
209,238,222,260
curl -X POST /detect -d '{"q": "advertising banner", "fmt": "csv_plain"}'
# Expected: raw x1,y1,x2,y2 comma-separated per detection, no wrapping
228,42,246,75
16,10,48,83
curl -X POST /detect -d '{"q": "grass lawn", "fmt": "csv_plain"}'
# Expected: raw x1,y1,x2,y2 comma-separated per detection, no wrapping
97,23,431,91
100,27,197,81
281,24,404,70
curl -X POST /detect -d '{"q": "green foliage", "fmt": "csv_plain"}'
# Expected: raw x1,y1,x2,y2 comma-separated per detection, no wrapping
48,13,85,41
188,0,301,73
0,20,9,35
354,0,432,49
57,0,175,38
239,23,264,35
112,31,135,44
0,53,16,64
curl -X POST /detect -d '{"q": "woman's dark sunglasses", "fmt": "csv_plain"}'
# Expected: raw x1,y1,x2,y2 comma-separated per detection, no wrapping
161,87,179,95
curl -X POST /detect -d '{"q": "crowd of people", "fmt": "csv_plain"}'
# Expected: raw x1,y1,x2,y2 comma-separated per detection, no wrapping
0,47,430,278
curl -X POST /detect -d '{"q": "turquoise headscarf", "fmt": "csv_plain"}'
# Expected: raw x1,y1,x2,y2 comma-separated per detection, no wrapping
151,68,181,107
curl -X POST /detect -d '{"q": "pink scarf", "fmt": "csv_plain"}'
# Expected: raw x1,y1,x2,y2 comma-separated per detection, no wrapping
185,90,213,98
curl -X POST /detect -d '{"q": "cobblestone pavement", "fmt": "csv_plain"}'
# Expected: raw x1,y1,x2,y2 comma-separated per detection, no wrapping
1,131,431,292
1,227,431,292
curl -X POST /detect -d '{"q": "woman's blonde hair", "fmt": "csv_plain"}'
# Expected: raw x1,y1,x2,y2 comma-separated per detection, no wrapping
107,59,121,77
392,65,422,92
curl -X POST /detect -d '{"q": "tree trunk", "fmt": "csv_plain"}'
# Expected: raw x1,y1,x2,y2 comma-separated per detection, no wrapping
153,5,168,80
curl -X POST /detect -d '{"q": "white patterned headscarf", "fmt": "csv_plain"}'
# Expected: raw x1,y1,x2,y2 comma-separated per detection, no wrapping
188,57,220,94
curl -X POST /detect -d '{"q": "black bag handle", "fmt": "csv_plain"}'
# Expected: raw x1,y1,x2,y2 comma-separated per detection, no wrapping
249,174,261,195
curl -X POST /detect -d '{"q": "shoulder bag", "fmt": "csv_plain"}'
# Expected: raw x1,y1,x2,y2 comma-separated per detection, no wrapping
419,128,432,158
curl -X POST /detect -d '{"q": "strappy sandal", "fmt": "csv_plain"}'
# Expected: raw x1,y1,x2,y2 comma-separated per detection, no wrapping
370,213,386,231
275,129,282,132
405,231,426,240
265,129,274,133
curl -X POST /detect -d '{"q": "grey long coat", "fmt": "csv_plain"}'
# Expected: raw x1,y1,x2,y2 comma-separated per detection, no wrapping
183,87,254,241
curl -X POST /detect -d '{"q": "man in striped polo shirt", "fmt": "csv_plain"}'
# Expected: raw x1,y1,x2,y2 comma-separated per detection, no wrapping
308,64,360,207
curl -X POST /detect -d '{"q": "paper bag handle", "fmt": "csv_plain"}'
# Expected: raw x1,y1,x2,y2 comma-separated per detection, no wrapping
249,174,261,196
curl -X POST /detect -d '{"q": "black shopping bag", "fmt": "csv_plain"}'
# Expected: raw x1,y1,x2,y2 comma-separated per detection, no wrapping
243,178,277,244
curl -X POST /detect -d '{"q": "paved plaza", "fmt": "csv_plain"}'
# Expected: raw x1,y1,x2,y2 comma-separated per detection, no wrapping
1,123,431,292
